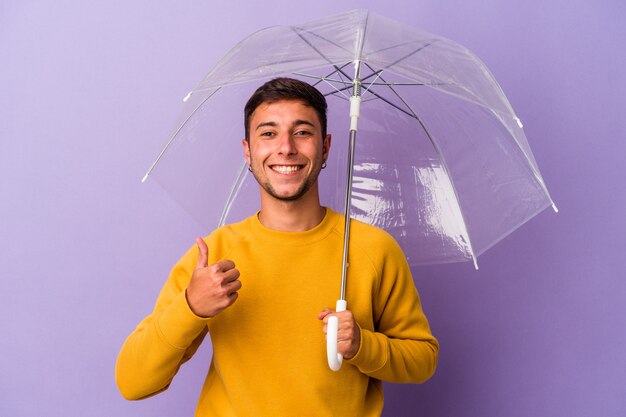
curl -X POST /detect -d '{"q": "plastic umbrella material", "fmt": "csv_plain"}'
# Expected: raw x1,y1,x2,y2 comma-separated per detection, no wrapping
143,9,557,371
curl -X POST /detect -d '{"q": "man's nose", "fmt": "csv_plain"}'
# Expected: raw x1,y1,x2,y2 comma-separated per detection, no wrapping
277,132,297,155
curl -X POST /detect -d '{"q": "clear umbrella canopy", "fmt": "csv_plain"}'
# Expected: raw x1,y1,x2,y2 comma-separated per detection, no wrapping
144,9,556,267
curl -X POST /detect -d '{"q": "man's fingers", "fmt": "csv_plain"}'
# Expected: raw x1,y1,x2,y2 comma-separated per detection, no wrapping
319,310,360,359
221,267,240,284
322,325,352,338
213,259,236,272
195,238,209,269
317,308,334,320
224,277,242,293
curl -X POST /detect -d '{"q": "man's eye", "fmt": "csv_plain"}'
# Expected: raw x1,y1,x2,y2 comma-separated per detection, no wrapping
260,131,275,137
295,130,312,136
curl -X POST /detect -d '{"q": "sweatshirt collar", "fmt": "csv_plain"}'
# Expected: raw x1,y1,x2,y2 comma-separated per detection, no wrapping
248,207,340,246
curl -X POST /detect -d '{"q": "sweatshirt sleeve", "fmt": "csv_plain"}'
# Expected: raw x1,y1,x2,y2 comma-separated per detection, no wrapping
345,236,439,383
115,244,210,400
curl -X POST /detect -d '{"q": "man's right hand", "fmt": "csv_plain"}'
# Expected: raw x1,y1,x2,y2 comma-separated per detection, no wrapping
186,237,241,318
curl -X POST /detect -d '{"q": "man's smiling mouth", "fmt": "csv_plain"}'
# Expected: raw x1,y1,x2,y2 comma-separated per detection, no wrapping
270,165,304,174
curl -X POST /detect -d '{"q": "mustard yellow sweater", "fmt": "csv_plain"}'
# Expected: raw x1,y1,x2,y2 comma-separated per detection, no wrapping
116,209,438,416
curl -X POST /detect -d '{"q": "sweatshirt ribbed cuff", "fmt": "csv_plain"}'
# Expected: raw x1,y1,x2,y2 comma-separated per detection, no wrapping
156,291,210,349
345,328,388,373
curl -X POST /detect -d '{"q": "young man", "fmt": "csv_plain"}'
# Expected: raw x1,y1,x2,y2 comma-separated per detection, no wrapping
116,78,438,416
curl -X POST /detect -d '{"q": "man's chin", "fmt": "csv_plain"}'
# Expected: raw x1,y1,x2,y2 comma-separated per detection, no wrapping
266,184,312,202
270,190,307,202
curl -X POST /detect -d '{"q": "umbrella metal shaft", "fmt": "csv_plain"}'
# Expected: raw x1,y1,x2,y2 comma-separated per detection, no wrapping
339,60,363,302
340,128,357,301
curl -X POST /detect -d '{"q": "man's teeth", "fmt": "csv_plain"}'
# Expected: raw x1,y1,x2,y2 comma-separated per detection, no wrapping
272,165,301,174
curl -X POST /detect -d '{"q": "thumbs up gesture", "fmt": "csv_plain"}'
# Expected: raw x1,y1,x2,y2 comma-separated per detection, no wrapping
185,238,241,318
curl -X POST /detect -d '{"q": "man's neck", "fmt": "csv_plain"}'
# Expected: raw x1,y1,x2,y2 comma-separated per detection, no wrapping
257,188,326,232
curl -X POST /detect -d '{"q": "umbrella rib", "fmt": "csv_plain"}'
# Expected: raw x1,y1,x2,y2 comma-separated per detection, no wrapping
354,10,370,61
365,90,417,119
361,62,444,117
291,26,345,66
361,70,384,97
295,64,390,99
365,81,448,86
372,40,458,89
317,62,354,88
219,161,250,227
352,69,419,119
332,65,436,98
290,27,363,101
329,63,408,104
142,87,222,182
293,67,354,100
326,65,399,101
322,77,404,106
291,26,354,58
364,63,419,116
321,77,351,99
308,62,353,89
293,72,353,86
291,10,370,62
315,63,355,99
366,38,438,58
352,68,448,89
383,39,439,71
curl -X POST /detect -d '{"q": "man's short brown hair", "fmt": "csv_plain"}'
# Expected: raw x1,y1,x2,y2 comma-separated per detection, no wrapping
244,78,328,141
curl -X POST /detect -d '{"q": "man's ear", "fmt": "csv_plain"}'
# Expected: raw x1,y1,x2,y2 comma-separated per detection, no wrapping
242,138,251,164
323,134,332,159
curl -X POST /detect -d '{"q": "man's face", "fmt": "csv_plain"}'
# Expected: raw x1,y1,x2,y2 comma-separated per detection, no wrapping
243,99,331,202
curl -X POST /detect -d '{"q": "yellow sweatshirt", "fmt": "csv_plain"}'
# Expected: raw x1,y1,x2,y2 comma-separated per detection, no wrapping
116,208,438,416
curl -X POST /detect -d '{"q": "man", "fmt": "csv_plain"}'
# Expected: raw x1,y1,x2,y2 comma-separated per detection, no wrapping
116,78,438,416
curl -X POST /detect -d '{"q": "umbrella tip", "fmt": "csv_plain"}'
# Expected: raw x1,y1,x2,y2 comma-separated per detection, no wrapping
141,172,149,183
183,91,193,102
515,117,523,128
551,203,559,213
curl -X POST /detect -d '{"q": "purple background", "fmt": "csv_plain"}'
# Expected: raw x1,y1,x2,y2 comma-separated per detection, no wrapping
1,1,624,416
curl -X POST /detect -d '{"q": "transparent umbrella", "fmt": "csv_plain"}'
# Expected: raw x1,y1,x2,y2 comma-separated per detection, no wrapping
142,9,557,370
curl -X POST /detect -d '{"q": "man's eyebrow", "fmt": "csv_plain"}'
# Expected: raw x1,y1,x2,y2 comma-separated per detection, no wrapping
255,121,277,131
255,120,316,131
292,119,315,129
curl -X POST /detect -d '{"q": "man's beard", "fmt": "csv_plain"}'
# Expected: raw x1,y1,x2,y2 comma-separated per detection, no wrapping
261,178,314,201
249,159,321,202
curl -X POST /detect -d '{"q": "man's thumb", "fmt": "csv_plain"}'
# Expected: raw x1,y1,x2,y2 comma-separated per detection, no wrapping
195,237,209,268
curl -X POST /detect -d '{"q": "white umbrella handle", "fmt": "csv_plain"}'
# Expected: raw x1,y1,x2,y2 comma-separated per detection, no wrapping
327,299,347,371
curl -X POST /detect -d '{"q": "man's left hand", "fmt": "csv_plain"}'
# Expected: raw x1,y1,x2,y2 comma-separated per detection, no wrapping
318,308,361,359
